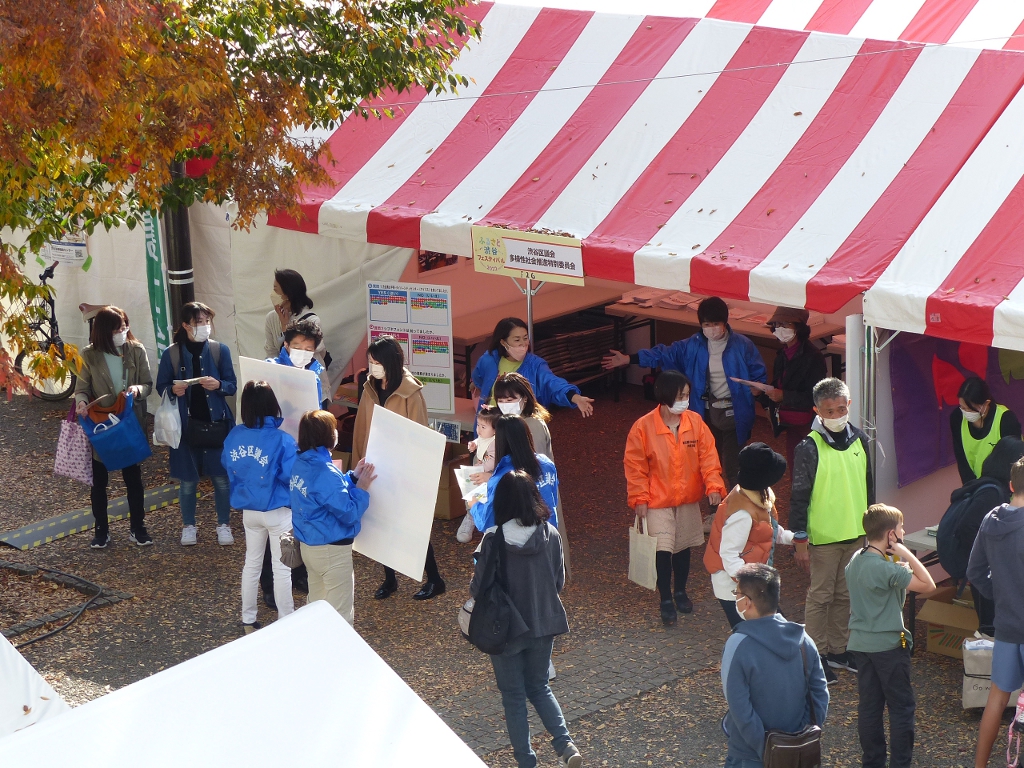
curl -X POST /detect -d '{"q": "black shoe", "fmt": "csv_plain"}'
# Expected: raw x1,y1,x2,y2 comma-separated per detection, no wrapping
129,528,153,546
413,580,446,600
826,651,858,672
243,621,262,635
90,532,110,549
660,599,677,626
374,579,398,600
674,591,693,614
821,655,838,685
262,590,278,611
292,578,309,595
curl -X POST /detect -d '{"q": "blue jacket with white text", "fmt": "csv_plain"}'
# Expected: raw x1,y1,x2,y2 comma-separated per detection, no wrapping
290,447,369,545
222,417,298,511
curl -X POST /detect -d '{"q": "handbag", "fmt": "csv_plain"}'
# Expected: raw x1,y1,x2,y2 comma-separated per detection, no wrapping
153,391,182,448
762,644,823,767
54,404,93,486
279,529,303,569
184,418,230,450
79,392,152,471
628,515,658,591
468,525,530,655
458,598,474,640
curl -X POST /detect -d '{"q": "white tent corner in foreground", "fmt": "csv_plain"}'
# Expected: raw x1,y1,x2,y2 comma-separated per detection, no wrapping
0,602,486,768
0,633,71,738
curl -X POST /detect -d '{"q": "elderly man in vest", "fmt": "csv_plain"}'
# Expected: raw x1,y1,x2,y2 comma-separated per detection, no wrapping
791,377,873,685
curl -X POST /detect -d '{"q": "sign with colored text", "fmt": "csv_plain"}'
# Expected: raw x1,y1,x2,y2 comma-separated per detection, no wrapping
471,225,584,286
366,281,454,413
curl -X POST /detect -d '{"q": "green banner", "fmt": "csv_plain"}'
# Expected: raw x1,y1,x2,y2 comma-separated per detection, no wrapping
143,213,172,355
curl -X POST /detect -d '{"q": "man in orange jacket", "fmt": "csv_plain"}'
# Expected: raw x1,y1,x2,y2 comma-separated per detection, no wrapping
625,370,726,625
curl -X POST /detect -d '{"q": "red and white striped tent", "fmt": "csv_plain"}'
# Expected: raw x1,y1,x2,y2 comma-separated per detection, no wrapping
268,0,1024,350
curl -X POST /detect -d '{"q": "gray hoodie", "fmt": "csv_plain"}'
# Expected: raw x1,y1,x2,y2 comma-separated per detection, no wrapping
967,503,1024,643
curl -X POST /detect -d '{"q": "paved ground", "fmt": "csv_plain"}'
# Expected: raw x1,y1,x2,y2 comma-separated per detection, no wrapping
0,386,1008,766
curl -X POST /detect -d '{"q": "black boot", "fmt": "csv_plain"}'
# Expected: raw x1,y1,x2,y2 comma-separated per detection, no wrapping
656,551,676,625
672,548,693,613
374,567,398,600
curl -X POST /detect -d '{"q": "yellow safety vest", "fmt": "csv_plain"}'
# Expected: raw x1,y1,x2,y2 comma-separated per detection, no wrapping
807,430,868,546
961,404,1009,479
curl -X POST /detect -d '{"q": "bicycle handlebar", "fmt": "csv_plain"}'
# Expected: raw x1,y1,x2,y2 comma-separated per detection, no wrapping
39,260,59,282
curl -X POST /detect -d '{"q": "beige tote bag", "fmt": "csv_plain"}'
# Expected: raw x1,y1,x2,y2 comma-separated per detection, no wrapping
628,515,658,591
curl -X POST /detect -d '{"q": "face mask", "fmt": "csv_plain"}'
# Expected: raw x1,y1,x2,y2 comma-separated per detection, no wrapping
703,325,726,342
270,292,285,307
773,327,796,344
289,349,314,368
503,341,528,362
112,329,128,347
735,600,747,621
821,414,849,432
497,401,522,416
332,430,339,450
192,324,211,343
668,399,689,414
961,408,982,423
368,362,385,380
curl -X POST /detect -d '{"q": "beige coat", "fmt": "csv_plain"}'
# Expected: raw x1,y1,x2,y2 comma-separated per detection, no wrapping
74,342,153,458
351,369,429,464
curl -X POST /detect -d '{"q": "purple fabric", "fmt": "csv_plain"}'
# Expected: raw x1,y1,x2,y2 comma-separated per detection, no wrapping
890,334,1024,487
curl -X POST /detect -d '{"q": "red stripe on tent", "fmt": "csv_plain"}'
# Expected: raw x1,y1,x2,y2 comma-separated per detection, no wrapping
805,0,874,35
924,176,1024,345
705,0,774,23
364,7,593,249
900,0,980,44
805,50,1024,312
1004,17,1024,51
267,2,493,233
582,26,809,283
688,39,919,300
483,16,698,230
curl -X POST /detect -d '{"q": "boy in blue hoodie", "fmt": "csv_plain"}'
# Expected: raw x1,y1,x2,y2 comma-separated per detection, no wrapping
270,318,327,407
967,457,1024,768
721,563,829,767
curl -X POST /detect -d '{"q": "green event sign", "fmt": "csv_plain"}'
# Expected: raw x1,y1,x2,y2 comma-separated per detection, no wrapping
143,213,172,356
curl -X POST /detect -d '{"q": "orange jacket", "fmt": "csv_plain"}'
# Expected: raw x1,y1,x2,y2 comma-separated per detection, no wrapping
624,408,726,509
703,487,777,575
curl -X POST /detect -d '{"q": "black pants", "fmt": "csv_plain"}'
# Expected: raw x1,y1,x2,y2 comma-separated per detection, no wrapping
971,583,996,636
719,598,743,629
91,459,145,535
384,542,441,584
655,549,690,601
704,404,740,489
851,647,915,768
261,540,308,595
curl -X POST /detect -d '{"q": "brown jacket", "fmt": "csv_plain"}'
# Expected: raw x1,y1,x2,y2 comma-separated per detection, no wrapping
351,369,429,464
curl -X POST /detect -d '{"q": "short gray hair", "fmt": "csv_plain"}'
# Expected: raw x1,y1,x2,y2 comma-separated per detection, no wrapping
812,377,850,407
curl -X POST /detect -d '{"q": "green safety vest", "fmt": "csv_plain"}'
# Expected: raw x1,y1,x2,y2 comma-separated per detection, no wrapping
807,430,868,545
961,404,1008,479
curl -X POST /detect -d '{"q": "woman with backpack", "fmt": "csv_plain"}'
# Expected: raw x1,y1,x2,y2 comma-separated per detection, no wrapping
470,470,582,768
951,377,1022,485
155,302,238,547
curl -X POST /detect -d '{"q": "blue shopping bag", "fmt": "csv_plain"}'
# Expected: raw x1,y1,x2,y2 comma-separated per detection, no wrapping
79,392,152,471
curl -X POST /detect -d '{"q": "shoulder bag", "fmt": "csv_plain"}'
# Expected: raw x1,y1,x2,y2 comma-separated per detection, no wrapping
467,525,530,655
763,643,822,767
170,342,230,450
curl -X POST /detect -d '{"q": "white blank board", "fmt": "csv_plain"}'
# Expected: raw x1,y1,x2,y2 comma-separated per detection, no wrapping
237,356,320,440
355,405,446,580
0,634,69,738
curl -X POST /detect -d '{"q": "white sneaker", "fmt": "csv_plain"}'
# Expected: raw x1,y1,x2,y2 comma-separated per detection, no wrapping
548,659,557,681
180,525,197,546
216,524,234,546
456,514,476,543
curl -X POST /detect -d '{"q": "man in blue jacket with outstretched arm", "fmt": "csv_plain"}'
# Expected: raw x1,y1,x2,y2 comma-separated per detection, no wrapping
604,296,767,488
721,563,829,767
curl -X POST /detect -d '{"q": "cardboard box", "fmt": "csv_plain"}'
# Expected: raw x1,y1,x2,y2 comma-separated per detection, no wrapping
918,588,979,659
962,639,1022,708
435,443,472,520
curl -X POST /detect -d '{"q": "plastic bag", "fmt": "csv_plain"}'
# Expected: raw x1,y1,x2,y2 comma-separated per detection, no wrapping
153,391,182,449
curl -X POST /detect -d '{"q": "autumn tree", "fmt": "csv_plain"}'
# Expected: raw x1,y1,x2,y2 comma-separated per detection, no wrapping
0,0,478,391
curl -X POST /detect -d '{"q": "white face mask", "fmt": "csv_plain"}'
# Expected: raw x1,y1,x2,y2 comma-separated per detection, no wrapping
112,329,128,347
192,324,211,343
773,327,796,344
289,349,314,368
332,430,339,450
497,401,522,416
668,399,689,414
821,414,850,432
703,325,726,342
368,362,385,380
961,408,983,423
270,291,285,307
736,604,747,621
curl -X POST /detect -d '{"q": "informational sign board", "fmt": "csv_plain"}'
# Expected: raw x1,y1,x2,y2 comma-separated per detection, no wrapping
355,406,446,580
42,235,90,270
471,225,584,286
237,357,320,440
366,281,454,413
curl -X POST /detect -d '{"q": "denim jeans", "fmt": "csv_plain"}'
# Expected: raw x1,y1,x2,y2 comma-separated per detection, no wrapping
179,475,231,526
724,755,762,768
489,635,572,768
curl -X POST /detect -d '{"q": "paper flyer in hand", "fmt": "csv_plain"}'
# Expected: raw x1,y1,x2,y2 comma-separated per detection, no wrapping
453,465,488,504
729,376,774,394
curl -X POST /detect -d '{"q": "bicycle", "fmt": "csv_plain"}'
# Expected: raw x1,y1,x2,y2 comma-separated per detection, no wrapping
14,260,78,400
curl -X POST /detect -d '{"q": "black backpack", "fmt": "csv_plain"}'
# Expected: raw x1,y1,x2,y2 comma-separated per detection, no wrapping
936,481,1006,580
468,525,530,655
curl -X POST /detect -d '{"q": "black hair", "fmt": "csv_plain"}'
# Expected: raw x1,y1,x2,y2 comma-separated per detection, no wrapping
90,307,126,355
494,414,539,480
653,370,692,408
476,406,502,427
367,335,406,396
284,318,323,348
172,302,216,344
697,297,729,325
493,470,550,527
492,372,550,422
487,317,529,357
241,380,282,428
981,437,1024,484
958,376,993,411
736,563,780,616
275,269,313,313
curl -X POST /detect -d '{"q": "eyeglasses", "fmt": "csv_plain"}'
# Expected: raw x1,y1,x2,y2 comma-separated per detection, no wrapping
731,589,749,601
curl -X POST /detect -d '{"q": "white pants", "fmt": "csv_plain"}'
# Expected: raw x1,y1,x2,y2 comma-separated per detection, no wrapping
241,508,294,624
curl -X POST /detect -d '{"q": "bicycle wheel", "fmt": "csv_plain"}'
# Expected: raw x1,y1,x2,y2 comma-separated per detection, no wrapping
15,347,77,400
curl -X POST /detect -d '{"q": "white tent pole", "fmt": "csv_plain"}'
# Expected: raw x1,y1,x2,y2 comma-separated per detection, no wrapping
862,321,877,480
526,277,533,349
